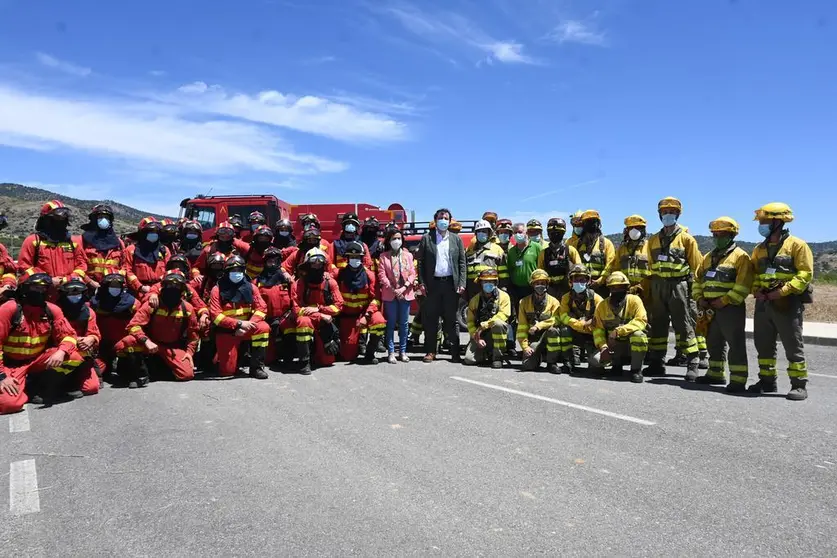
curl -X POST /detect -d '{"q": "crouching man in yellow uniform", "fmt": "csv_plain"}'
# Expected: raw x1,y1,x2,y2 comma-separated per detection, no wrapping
593,272,649,383
464,269,511,369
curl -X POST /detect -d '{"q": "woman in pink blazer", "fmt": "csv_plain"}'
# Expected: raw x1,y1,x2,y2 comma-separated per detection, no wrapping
377,229,416,363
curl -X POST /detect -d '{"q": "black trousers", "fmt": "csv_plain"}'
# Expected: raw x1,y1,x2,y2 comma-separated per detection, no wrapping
423,276,461,356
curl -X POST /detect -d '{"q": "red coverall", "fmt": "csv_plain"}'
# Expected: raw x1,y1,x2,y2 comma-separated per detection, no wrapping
81,237,126,284
0,301,94,414
331,240,374,278
149,282,210,336
114,301,200,381
282,241,336,277
193,239,250,276
256,275,297,365
291,275,344,366
92,294,138,375
123,244,170,296
66,305,105,382
16,234,87,283
209,283,271,376
337,269,386,361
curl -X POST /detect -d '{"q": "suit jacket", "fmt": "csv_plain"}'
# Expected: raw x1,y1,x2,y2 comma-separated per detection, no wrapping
416,231,467,292
378,249,417,302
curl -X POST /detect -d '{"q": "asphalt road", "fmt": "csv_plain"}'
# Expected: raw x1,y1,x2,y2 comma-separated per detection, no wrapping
3,339,837,557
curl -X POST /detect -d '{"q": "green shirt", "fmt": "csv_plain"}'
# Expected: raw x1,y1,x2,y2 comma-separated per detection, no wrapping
508,241,543,287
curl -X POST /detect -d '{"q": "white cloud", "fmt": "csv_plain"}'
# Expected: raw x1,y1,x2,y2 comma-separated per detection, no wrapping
167,82,408,142
483,41,536,65
301,55,337,65
149,70,167,77
550,20,607,46
35,52,92,77
0,85,346,176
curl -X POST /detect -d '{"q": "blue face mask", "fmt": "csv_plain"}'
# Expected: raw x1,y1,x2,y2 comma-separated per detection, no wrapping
97,218,110,230
66,294,83,304
661,214,678,227
498,233,510,243
572,282,587,294
145,232,159,243
573,226,583,236
476,232,489,243
251,224,259,232
345,224,357,233
185,233,199,240
436,219,450,231
514,233,526,243
758,223,773,238
108,287,122,297
228,271,245,284
530,235,541,243
482,282,496,294
348,258,362,269
279,230,290,237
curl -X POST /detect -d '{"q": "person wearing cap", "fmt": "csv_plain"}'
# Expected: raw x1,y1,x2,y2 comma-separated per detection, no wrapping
17,200,87,288
291,247,345,374
335,241,386,364
90,272,139,381
646,197,703,380
616,215,652,305
115,270,201,385
122,217,171,300
574,210,616,298
415,208,467,363
191,251,227,371
193,221,250,277
558,264,604,375
173,219,205,272
749,202,813,400
0,273,92,413
538,217,581,302
254,247,297,368
283,227,336,278
79,204,127,291
228,214,245,239
507,221,545,353
592,272,649,383
517,269,563,373
57,278,103,388
160,218,179,253
692,217,753,393
465,219,508,300
464,268,511,369
209,255,271,379
333,213,374,276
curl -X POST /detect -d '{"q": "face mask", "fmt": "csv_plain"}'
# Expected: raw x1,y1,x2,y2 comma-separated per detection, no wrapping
514,233,526,243
348,259,362,269
436,219,449,231
97,218,110,230
145,232,159,243
279,230,290,237
476,232,489,243
529,235,541,243
661,214,678,227
185,233,199,241
228,271,245,284
482,282,496,294
628,228,643,241
390,239,402,251
345,224,357,233
160,287,182,307
498,233,510,244
573,226,583,237
23,291,47,307
583,222,598,234
758,224,773,238
66,294,83,304
610,290,627,304
306,267,325,283
548,231,565,243
714,236,733,250
108,287,122,297
572,282,587,294
533,284,548,295
210,267,224,278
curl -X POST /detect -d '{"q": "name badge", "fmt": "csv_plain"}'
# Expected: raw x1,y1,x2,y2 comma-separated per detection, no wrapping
657,254,668,262
705,271,716,278
583,254,591,262
766,267,776,275
549,260,559,266
515,260,523,267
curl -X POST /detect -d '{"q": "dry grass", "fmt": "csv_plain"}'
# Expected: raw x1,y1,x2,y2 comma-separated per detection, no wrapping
745,283,837,323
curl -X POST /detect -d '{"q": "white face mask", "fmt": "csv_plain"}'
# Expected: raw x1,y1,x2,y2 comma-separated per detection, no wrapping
628,228,642,241
390,239,402,251
348,259,362,269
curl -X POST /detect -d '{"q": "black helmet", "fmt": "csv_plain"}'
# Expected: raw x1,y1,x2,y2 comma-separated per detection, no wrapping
58,277,87,295
248,211,266,225
342,212,360,228
224,254,246,271
547,217,567,231
263,246,282,262
166,254,190,274
89,204,114,221
161,270,187,289
343,241,365,258
101,273,126,290
207,252,226,275
275,218,293,232
228,214,244,229
21,272,51,291
362,217,379,230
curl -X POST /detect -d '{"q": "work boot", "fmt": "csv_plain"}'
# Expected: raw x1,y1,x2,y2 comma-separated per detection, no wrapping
725,382,747,394
698,352,710,370
696,374,725,385
643,360,666,377
747,377,778,394
560,363,571,375
422,353,435,363
685,361,699,382
364,335,381,365
667,352,688,367
299,360,312,376
787,379,808,401
547,363,561,374
491,360,503,370
611,364,624,379
249,347,269,379
65,389,84,400
631,370,644,384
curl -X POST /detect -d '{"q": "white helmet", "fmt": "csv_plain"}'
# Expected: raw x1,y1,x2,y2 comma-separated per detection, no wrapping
304,247,327,264
475,219,492,232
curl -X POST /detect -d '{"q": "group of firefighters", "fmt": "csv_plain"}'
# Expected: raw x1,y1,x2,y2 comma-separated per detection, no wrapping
0,196,814,416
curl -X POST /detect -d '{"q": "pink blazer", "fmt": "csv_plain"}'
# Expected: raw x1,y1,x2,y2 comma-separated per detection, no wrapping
377,249,416,302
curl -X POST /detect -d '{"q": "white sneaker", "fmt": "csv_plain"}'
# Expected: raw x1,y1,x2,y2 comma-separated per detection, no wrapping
399,353,410,363
388,354,397,364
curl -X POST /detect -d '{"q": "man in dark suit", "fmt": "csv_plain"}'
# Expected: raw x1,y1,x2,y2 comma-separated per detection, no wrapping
416,208,467,363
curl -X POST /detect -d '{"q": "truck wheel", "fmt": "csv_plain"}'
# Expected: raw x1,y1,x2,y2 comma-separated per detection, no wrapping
457,298,468,332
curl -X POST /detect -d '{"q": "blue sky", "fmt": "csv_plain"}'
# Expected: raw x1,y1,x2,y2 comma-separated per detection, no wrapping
1,0,835,241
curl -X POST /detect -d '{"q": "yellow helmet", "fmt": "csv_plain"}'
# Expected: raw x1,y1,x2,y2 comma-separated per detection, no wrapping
449,220,462,233
478,268,499,282
529,269,549,285
709,216,739,235
754,202,794,223
580,209,601,222
568,264,591,280
657,197,683,213
624,215,647,228
570,210,584,226
606,271,631,288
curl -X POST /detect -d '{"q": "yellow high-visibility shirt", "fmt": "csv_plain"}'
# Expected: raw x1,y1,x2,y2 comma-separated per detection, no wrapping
693,246,753,306
648,226,701,280
750,234,813,296
516,293,561,350
559,290,603,334
467,289,512,334
593,294,647,349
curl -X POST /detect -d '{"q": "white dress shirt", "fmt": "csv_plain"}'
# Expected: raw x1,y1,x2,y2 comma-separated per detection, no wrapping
434,231,452,277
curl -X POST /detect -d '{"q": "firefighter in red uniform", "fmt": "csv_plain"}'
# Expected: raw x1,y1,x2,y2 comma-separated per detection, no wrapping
209,255,271,379
90,273,138,381
255,247,297,367
245,225,281,279
242,210,267,243
299,214,334,262
333,213,373,276
0,274,93,413
123,217,170,299
57,278,103,387
229,214,245,239
148,255,211,334
0,214,16,296
283,228,336,277
80,204,126,290
115,271,200,385
336,242,385,364
16,201,87,288
173,219,205,272
160,218,179,253
193,221,249,276
273,218,298,260
192,252,226,371
291,248,344,375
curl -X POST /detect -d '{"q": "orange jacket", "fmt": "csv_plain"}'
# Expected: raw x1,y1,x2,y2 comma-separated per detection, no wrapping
16,233,87,283
290,275,344,319
335,269,379,316
209,282,268,331
149,282,209,317
126,300,200,355
256,275,295,321
0,243,15,287
123,244,170,290
0,300,79,376
192,239,250,276
81,239,127,284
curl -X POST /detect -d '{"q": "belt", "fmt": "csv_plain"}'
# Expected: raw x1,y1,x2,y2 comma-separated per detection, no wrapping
433,276,453,281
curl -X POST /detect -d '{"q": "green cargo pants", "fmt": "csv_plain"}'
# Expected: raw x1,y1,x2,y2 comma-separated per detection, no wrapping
521,327,562,370
753,297,807,381
649,277,698,363
705,304,748,384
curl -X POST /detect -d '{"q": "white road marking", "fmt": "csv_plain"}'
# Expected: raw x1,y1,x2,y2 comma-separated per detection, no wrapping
808,373,837,379
8,407,30,433
450,376,656,426
9,460,40,515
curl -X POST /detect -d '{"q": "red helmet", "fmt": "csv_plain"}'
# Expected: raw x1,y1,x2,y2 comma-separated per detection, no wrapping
40,200,69,218
137,217,161,232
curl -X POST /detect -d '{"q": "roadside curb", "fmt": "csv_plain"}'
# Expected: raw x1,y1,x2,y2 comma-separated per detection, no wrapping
744,330,837,347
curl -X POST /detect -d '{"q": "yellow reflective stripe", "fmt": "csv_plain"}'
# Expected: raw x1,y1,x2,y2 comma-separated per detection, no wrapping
221,308,252,317
326,305,340,314
3,345,46,356
129,325,143,333
253,310,266,319
73,269,86,278
62,336,78,346
7,334,50,344
213,314,228,326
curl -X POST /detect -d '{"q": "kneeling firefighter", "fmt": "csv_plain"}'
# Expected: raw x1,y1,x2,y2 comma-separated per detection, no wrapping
336,242,386,364
558,264,604,375
464,268,511,369
57,278,103,387
518,269,563,373
592,272,649,383
255,247,297,368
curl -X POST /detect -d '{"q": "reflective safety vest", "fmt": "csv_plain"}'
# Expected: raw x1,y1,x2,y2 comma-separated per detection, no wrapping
466,242,507,282
693,245,753,306
616,241,652,286
467,289,511,335
750,233,813,296
592,294,647,349
559,290,603,334
575,236,616,281
538,243,580,285
516,293,560,350
648,227,700,280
